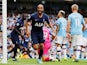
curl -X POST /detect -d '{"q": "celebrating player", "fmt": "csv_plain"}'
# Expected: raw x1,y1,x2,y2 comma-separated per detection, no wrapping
26,4,52,64
55,10,67,61
67,4,85,62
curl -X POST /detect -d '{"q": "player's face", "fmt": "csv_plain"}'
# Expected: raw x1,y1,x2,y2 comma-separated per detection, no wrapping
71,8,78,12
37,5,44,14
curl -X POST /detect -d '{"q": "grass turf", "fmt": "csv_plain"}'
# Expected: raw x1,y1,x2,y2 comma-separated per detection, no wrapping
0,59,87,65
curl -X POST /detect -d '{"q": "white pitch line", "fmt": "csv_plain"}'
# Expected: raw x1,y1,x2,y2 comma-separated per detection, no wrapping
2,62,40,65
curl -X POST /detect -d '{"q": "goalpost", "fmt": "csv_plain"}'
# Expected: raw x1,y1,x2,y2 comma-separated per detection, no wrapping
1,0,7,64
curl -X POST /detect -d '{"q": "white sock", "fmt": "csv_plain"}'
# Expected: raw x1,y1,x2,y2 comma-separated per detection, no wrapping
75,46,81,60
86,52,87,59
81,48,85,59
62,45,67,59
76,51,80,60
86,47,87,59
59,52,61,60
81,52,84,59
57,46,61,60
63,49,67,59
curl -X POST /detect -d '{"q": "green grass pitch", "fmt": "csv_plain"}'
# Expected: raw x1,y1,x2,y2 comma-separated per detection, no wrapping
0,59,87,65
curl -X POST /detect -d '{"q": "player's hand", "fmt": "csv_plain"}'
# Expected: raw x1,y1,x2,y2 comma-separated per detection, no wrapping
52,35,56,40
52,32,57,40
66,33,71,41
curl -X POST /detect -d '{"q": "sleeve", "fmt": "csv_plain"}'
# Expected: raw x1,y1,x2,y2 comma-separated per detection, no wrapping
55,19,60,26
15,22,20,27
81,16,85,25
16,19,24,27
68,15,71,22
45,15,50,24
27,15,33,22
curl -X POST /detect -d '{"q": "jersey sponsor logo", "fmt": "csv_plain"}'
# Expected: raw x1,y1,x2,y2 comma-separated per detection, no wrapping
34,22,44,27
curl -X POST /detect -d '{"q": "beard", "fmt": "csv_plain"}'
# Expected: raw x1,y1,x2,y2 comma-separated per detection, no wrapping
38,11,43,15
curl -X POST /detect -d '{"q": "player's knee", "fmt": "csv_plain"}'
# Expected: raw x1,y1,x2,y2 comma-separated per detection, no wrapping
32,44,39,50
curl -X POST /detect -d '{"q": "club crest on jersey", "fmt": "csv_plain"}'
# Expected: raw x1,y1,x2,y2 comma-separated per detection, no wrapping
35,23,44,27
35,19,38,21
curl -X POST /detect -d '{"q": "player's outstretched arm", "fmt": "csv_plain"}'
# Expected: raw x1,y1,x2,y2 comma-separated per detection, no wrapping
67,20,71,33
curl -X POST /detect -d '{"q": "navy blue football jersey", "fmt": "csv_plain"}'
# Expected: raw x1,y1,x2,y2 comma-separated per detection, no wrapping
28,12,49,32
11,18,24,38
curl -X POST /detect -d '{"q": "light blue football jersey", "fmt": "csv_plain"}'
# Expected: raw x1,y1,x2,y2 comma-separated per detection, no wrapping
68,12,84,35
55,17,67,37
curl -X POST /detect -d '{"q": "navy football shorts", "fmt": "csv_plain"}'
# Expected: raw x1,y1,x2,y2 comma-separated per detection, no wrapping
31,31,44,44
11,33,19,44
